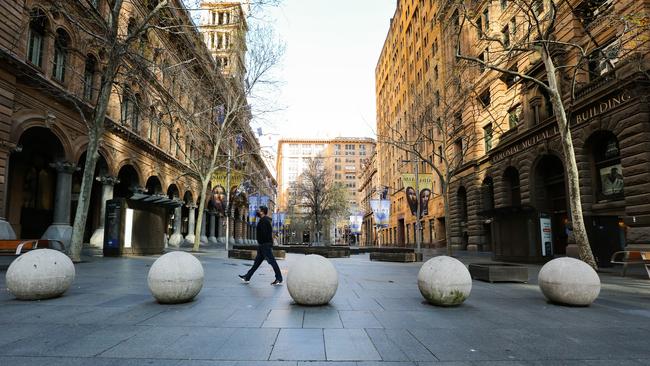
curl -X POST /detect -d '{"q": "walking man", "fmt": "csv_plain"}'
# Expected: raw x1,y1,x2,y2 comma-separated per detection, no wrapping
239,206,283,285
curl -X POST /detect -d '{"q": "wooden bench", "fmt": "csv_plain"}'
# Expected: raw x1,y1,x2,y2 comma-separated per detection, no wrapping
0,239,65,256
610,251,650,278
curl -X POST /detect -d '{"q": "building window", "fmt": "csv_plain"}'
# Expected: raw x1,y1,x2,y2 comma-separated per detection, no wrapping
592,132,623,200
483,123,493,152
121,88,140,130
533,0,544,16
502,26,510,48
28,9,48,68
502,66,520,88
482,7,490,32
83,55,97,100
575,0,613,27
588,40,619,79
479,89,491,107
508,105,522,129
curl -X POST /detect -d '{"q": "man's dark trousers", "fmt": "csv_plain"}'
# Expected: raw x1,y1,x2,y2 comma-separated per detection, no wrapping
244,243,282,281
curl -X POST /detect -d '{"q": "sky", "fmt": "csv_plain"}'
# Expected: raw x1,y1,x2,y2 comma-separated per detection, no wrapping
254,0,396,151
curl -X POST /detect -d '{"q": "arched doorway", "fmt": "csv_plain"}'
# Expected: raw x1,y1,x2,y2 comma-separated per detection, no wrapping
7,127,65,238
533,155,567,255
182,191,194,238
503,167,521,206
480,176,495,251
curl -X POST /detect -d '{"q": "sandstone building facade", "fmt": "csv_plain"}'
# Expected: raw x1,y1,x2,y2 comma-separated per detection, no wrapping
0,0,273,251
376,0,650,263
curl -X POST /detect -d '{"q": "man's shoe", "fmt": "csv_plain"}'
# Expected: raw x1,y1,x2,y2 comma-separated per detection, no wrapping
239,275,249,284
271,279,283,286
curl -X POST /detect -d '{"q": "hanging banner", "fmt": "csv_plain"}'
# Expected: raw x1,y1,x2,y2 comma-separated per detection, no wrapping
211,170,244,191
249,195,270,222
349,215,363,234
370,199,391,227
401,173,433,217
248,194,259,221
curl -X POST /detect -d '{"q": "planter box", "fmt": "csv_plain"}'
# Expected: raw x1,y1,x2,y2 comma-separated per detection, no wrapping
468,263,528,283
228,249,286,260
370,252,423,263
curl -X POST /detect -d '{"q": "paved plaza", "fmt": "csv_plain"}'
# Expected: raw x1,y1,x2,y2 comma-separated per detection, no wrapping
1,250,650,366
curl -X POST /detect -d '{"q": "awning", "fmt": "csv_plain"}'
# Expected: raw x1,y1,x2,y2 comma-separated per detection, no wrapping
130,193,184,208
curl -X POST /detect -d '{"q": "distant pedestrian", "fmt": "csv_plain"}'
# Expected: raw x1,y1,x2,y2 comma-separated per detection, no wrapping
239,205,283,285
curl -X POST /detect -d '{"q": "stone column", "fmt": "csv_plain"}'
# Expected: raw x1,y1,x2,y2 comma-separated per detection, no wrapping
200,210,208,244
168,204,183,247
0,144,15,239
208,212,218,245
217,215,225,244
89,176,118,249
41,161,77,251
184,204,197,245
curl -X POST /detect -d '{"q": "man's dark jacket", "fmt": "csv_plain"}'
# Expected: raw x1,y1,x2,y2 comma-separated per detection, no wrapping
256,216,273,244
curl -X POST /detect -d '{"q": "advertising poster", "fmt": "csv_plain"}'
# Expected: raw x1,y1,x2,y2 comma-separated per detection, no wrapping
401,174,433,217
540,216,553,257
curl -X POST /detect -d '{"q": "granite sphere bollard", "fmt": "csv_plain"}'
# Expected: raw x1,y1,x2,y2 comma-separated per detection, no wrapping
6,249,75,300
147,251,204,304
418,256,472,306
287,254,338,305
538,257,600,306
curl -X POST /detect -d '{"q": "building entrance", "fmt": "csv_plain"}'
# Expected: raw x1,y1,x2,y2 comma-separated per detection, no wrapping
7,127,64,238
534,155,568,255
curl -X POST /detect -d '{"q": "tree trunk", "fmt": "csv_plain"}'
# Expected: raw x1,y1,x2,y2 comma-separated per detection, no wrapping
193,178,209,252
69,61,119,262
542,49,597,269
69,134,100,262
443,184,453,257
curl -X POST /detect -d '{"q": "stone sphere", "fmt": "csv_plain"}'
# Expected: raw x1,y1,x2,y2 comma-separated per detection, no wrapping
538,257,600,306
6,249,75,300
287,254,338,305
147,251,204,304
418,256,472,306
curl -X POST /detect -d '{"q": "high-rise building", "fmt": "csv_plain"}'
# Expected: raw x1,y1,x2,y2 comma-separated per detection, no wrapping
376,0,650,260
276,137,376,243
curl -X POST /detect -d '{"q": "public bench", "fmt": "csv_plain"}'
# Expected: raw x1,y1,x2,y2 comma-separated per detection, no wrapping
0,239,65,256
610,251,650,278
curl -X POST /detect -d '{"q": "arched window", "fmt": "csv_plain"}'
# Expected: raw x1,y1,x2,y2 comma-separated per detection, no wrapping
591,132,623,200
83,55,97,100
503,167,521,206
52,29,70,82
27,9,48,68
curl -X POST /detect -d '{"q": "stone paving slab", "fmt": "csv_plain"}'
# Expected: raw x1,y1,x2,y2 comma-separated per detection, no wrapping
1,250,650,365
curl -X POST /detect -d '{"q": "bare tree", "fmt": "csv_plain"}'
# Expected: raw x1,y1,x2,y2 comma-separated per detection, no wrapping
34,0,174,262
450,0,649,268
11,0,282,261
289,158,349,245
158,2,284,252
